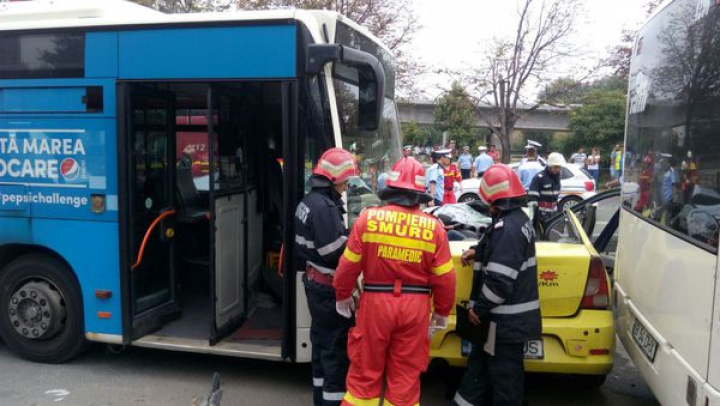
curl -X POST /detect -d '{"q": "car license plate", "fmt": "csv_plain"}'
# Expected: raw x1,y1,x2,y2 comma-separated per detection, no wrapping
460,339,544,359
632,318,658,362
524,339,544,359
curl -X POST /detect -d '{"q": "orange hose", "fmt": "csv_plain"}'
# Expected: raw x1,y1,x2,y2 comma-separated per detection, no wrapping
278,244,284,277
131,210,176,270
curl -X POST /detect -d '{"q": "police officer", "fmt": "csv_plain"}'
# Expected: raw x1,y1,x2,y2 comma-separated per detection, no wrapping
517,144,544,189
294,148,359,406
427,149,451,206
528,152,563,224
334,157,457,406
453,164,541,406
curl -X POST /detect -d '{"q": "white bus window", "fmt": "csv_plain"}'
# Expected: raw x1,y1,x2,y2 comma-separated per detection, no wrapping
624,0,720,251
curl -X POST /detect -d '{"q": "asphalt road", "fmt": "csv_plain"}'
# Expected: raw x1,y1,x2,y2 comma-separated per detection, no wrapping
0,337,658,406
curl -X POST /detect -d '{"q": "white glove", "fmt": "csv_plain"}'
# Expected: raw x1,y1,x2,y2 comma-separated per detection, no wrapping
428,312,449,338
336,297,356,319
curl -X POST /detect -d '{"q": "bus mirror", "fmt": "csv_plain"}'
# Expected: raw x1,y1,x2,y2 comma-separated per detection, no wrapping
306,44,385,131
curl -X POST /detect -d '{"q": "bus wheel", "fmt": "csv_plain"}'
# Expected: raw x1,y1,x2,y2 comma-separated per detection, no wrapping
0,255,87,363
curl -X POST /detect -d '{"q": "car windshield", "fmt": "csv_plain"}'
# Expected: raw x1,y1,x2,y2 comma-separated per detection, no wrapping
432,204,492,228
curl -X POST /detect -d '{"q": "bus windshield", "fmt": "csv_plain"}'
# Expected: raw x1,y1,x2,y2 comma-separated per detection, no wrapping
332,22,402,224
334,79,401,224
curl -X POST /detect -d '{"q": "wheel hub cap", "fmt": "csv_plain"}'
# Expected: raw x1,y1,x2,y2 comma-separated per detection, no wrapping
8,280,65,339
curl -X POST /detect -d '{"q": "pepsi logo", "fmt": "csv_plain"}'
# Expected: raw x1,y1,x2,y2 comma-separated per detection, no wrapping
60,158,80,181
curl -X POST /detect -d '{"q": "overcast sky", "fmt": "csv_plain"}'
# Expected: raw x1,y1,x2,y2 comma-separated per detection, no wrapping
409,0,653,99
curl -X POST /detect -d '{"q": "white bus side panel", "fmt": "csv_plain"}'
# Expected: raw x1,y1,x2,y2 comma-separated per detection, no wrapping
296,271,312,362
708,227,720,392
617,285,711,405
616,211,717,404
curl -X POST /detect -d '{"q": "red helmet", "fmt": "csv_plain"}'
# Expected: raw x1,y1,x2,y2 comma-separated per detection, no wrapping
385,157,426,192
312,148,359,184
479,164,526,205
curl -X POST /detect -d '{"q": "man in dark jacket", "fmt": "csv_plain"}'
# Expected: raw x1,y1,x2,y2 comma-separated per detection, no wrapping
452,164,542,406
294,148,359,406
528,152,563,224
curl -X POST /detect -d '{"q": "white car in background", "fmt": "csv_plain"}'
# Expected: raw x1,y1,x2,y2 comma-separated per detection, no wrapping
456,162,596,211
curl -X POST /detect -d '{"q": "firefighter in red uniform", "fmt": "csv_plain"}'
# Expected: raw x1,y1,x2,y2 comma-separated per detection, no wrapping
443,157,462,205
333,157,457,406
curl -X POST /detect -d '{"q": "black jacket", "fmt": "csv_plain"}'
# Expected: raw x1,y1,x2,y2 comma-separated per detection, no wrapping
294,178,348,273
470,208,542,343
528,167,561,220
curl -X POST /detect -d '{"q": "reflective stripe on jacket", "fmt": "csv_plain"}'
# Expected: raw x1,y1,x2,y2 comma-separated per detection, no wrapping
528,168,561,217
294,186,348,272
470,209,542,343
333,204,457,316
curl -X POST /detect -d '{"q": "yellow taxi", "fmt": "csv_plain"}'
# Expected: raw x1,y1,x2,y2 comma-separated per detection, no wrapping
429,190,619,386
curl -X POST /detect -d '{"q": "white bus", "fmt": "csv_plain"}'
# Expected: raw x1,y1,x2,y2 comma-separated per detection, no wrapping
615,0,720,404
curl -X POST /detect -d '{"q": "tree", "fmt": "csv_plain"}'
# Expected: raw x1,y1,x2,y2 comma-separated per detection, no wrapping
460,0,584,163
401,121,434,147
433,82,478,149
566,89,626,157
605,0,664,78
538,75,627,105
129,0,233,12
235,0,420,97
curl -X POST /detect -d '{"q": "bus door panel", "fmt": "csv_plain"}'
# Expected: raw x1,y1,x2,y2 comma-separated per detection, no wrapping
214,192,246,332
126,85,181,338
208,85,249,344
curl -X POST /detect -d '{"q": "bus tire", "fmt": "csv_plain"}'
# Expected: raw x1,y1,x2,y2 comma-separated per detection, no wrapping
0,254,88,364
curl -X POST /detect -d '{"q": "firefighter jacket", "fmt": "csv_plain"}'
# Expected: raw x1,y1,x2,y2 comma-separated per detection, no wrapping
294,183,348,273
334,204,457,316
443,163,461,190
469,208,541,343
528,167,561,219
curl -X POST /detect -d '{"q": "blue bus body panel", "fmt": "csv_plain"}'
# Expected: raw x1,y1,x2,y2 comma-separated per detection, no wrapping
86,31,119,78
0,24,298,339
119,25,296,79
33,219,121,335
0,77,121,336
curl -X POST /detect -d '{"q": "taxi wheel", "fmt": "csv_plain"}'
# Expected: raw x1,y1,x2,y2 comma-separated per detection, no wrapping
0,255,87,364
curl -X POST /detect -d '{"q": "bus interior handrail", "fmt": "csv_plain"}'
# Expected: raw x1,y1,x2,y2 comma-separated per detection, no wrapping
131,209,176,271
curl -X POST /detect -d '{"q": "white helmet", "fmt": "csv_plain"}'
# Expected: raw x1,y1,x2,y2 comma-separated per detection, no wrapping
547,152,565,166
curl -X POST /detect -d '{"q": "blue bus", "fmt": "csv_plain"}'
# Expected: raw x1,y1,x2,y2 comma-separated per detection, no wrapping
0,0,401,363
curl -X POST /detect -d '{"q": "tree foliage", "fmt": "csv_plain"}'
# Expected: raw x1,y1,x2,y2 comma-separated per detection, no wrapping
235,0,420,97
459,0,584,163
433,82,478,149
538,75,627,105
129,0,233,12
605,0,663,78
401,121,434,147
566,89,626,157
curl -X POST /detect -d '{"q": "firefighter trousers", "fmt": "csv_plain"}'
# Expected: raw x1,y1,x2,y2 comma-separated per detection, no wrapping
304,275,353,406
452,342,525,406
342,292,431,406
